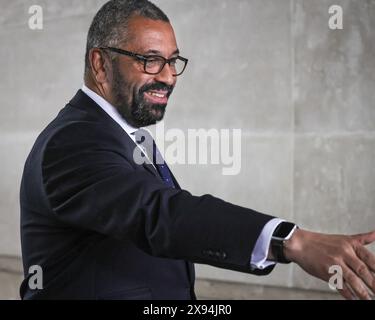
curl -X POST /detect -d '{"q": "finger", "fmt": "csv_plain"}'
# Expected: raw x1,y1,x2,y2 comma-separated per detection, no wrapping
342,264,373,300
355,245,375,273
337,281,355,300
352,230,375,245
346,252,375,295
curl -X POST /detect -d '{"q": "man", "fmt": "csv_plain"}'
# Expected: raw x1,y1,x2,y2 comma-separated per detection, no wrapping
20,0,375,300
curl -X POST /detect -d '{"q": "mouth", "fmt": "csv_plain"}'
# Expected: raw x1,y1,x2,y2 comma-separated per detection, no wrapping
143,90,169,104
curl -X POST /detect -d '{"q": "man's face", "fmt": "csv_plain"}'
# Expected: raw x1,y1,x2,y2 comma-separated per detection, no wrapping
109,16,179,128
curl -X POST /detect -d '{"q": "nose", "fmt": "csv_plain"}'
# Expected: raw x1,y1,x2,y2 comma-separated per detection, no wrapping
154,62,176,86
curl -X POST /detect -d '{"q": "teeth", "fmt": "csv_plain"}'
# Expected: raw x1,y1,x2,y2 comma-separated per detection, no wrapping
149,92,165,98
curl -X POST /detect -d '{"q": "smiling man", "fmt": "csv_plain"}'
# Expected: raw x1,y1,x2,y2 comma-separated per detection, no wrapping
20,0,375,300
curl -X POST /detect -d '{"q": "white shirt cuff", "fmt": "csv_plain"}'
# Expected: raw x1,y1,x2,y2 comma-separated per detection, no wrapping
250,218,285,270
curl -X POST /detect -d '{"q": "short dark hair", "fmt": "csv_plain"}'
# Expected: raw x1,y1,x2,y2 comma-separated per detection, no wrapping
84,0,169,77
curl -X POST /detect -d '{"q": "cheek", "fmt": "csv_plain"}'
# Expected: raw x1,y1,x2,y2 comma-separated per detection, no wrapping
133,77,154,97
132,83,142,100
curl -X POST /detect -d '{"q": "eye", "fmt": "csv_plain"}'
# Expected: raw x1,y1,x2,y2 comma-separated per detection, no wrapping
146,56,163,66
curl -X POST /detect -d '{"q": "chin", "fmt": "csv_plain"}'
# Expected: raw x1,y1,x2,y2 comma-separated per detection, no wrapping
152,110,165,120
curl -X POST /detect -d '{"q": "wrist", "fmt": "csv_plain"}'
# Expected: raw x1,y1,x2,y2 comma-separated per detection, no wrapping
283,228,305,263
270,222,298,263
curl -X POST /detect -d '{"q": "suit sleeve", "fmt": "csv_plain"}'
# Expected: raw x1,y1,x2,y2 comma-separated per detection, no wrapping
42,122,276,275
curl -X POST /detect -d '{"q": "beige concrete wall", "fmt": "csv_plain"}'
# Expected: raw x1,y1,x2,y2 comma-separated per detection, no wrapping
0,0,374,299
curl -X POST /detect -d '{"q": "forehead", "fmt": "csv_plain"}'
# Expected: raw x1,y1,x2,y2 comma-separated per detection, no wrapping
125,16,178,54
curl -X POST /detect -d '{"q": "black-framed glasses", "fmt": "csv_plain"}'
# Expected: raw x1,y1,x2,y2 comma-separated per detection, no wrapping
100,47,188,76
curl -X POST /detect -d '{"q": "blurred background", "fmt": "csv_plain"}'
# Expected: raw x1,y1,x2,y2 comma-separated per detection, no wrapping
0,0,374,299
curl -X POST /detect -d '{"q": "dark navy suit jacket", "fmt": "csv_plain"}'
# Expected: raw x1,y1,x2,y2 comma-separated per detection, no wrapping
19,90,275,299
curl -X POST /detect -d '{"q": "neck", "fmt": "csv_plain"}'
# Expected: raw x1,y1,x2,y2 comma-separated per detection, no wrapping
84,74,113,104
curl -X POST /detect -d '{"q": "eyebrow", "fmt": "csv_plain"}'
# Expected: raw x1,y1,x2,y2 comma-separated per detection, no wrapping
143,49,180,56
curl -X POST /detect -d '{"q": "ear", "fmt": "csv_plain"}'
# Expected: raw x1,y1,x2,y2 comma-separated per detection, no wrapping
89,48,111,84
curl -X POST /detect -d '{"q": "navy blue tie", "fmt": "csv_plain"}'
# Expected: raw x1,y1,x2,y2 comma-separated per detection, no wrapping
135,129,176,189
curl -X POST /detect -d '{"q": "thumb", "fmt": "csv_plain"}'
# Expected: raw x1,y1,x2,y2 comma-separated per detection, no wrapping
352,230,375,245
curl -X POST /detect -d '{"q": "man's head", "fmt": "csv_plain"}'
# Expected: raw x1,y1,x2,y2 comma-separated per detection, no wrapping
84,0,185,127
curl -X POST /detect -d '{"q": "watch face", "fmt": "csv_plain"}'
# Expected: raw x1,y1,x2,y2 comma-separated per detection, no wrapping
275,222,296,239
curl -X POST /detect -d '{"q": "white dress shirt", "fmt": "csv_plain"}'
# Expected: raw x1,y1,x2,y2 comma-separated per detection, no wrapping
81,84,283,270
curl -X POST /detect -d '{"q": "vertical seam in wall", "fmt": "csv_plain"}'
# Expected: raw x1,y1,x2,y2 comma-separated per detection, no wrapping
289,0,296,288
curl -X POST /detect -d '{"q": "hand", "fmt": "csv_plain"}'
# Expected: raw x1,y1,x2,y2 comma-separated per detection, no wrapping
284,229,375,300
